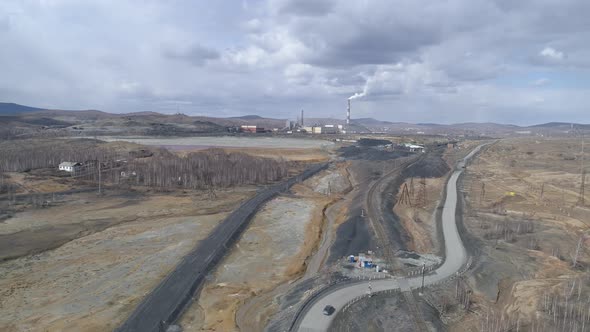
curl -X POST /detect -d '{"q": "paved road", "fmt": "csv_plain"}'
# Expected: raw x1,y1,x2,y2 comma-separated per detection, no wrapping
116,163,328,332
294,144,487,332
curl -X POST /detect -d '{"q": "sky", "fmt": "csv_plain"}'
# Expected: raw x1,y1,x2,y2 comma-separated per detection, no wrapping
1,0,589,125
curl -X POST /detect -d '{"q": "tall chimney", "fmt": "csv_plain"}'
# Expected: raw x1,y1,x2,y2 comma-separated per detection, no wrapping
346,99,351,126
301,109,304,127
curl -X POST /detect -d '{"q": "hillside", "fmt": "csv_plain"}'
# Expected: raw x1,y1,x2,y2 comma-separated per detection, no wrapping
2,103,590,139
0,103,288,139
0,102,45,115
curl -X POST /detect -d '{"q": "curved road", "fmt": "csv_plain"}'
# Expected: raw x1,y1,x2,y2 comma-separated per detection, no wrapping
295,144,487,332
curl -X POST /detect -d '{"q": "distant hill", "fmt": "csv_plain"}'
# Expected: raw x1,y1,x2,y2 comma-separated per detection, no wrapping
354,118,394,126
528,122,570,128
528,122,590,129
2,102,590,138
0,102,45,115
230,115,264,120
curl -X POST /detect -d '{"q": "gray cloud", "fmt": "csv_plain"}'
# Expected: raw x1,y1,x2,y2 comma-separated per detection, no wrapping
0,15,10,31
276,0,335,17
164,44,220,66
0,0,589,124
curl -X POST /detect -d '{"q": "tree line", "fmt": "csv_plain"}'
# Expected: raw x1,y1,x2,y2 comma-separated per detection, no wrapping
123,148,288,189
0,139,115,172
0,139,288,189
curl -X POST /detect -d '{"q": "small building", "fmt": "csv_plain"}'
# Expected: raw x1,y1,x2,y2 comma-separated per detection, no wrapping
120,171,137,178
403,143,426,153
59,162,82,172
312,126,322,134
240,125,257,133
322,125,338,134
239,125,268,133
409,145,425,153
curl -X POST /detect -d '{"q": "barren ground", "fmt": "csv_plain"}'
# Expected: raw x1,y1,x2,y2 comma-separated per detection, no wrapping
393,176,445,255
0,137,336,332
100,136,334,150
0,188,254,332
179,165,350,332
393,141,483,258
446,137,590,331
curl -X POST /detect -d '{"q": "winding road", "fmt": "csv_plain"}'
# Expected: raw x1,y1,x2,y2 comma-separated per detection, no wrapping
294,144,487,332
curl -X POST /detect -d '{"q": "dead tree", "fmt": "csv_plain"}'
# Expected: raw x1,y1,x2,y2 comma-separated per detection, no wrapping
572,235,584,268
455,277,471,311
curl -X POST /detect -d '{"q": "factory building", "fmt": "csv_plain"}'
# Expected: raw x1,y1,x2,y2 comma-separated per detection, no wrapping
240,125,267,133
303,124,344,134
290,108,344,134
321,124,340,134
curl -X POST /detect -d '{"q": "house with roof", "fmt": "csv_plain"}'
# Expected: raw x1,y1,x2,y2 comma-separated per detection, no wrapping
58,161,82,172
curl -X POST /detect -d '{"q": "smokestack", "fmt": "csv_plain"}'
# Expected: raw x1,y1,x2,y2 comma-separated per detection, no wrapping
301,109,304,127
346,99,351,126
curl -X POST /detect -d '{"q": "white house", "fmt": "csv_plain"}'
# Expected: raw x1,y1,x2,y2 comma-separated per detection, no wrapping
403,143,426,153
408,145,425,153
58,162,82,172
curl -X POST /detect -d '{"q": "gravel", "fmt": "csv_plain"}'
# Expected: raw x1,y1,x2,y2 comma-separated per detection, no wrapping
99,136,334,149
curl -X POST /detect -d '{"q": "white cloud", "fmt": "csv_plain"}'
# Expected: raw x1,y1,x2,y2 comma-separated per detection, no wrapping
243,18,262,32
540,47,565,60
532,78,550,86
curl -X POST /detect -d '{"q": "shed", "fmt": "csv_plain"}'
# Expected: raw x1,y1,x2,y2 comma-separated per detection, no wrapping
58,162,82,172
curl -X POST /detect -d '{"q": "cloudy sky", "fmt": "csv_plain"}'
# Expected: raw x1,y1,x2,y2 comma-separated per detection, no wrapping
1,0,589,124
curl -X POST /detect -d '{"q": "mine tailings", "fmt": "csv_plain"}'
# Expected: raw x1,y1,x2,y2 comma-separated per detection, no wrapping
379,148,450,253
116,163,329,332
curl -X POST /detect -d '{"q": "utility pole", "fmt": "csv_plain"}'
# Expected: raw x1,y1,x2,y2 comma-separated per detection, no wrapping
578,135,585,206
417,177,427,207
421,263,426,292
400,182,412,205
97,159,102,195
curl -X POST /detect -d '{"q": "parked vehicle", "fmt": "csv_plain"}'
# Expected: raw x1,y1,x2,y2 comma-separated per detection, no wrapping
323,305,335,316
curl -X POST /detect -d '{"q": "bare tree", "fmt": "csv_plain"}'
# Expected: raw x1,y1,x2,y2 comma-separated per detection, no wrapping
572,235,584,268
0,140,289,191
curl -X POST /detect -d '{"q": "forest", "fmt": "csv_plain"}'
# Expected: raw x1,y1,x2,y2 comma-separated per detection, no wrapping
0,139,289,190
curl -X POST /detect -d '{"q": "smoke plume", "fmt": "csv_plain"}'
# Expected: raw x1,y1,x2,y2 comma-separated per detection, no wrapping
348,91,365,100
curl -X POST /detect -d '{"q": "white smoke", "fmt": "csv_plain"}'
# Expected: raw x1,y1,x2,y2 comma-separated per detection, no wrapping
348,63,406,100
348,91,365,100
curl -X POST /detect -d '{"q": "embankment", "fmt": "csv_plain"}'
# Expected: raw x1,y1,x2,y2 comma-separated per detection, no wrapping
116,163,328,332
